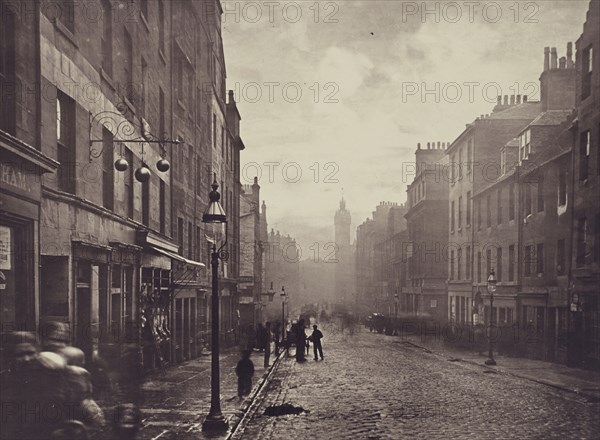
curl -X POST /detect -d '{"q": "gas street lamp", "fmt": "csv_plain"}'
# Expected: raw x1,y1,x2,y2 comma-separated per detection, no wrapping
485,269,497,366
280,286,287,344
202,177,228,432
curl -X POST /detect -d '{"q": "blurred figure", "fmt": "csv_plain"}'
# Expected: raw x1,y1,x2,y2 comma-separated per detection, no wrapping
112,403,141,440
295,319,307,362
264,322,272,368
310,325,324,360
1,331,68,440
235,350,255,399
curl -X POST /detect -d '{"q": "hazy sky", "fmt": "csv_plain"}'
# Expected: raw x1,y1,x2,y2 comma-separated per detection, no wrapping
222,0,590,253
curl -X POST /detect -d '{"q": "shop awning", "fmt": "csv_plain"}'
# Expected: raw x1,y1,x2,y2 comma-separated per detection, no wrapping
149,246,206,268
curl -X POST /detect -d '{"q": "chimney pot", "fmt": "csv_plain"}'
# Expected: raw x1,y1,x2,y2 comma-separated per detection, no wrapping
497,96,502,105
544,47,550,71
503,95,509,105
523,95,528,102
427,142,430,149
551,47,558,69
510,95,515,105
228,90,235,103
417,142,421,149
516,94,521,104
437,141,441,148
567,42,574,68
559,56,566,69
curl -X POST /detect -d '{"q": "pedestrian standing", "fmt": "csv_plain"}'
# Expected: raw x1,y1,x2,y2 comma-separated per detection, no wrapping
264,321,272,368
295,319,307,362
235,350,255,399
310,325,324,360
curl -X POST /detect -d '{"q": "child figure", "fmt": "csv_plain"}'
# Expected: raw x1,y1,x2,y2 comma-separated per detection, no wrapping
235,350,255,399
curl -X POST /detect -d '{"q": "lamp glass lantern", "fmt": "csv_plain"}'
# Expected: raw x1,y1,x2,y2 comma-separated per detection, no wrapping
487,269,497,293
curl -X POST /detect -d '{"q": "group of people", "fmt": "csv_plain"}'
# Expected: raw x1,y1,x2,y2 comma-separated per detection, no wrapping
235,320,325,399
0,323,140,440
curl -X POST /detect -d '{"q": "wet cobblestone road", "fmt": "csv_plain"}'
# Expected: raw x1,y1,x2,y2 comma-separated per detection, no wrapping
235,324,600,439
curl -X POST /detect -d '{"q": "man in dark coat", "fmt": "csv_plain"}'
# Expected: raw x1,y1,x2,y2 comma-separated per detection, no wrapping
295,319,307,362
235,350,255,399
310,325,324,360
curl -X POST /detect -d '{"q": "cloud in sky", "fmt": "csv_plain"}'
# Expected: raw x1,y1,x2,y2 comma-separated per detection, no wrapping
223,0,590,250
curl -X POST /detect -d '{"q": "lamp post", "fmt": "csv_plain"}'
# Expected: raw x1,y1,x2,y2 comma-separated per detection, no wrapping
202,177,228,432
280,286,287,346
485,269,497,366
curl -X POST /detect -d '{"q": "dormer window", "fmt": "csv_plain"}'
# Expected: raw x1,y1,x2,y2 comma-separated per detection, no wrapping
520,129,531,160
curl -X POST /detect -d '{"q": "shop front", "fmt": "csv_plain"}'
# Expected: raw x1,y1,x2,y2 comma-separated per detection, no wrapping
0,130,57,372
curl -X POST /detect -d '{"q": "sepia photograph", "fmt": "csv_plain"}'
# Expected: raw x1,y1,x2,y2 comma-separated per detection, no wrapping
0,0,599,438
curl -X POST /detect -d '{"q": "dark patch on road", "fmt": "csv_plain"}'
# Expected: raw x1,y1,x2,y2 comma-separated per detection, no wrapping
263,403,306,416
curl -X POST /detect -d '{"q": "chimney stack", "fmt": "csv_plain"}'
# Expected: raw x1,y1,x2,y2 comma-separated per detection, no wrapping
551,47,558,69
567,42,574,68
228,90,235,103
544,47,550,71
523,95,528,102
510,95,515,105
516,95,521,104
417,142,421,150
497,96,502,105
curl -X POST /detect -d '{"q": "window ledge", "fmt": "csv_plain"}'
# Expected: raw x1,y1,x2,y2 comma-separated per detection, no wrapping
140,12,151,33
53,19,78,48
100,68,116,91
158,48,167,65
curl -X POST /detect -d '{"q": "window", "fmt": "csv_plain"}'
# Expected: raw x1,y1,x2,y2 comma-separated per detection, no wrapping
520,130,531,160
102,128,114,210
580,131,590,181
450,250,455,280
57,91,76,194
212,114,217,148
497,247,503,281
159,180,166,234
451,201,455,232
101,0,112,76
581,45,593,99
158,0,165,53
497,188,503,224
177,54,184,102
558,169,567,206
451,154,456,184
486,194,491,228
196,226,201,261
537,173,544,212
458,149,462,180
123,148,134,217
508,245,515,281
124,30,134,103
457,247,462,280
458,196,463,229
466,246,471,280
58,0,75,33
509,182,515,220
141,166,150,227
466,191,471,226
467,140,472,175
477,199,482,230
524,245,533,276
140,0,148,19
477,251,482,283
486,249,492,278
525,183,532,216
188,222,193,259
178,218,184,255
557,239,566,276
141,57,148,117
595,214,600,263
536,243,544,275
0,7,15,134
576,217,587,267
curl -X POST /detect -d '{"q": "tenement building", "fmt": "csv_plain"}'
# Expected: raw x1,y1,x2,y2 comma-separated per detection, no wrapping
0,0,245,373
405,142,449,321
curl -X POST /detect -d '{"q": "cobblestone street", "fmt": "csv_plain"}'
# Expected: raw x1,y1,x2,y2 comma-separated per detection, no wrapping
234,323,600,439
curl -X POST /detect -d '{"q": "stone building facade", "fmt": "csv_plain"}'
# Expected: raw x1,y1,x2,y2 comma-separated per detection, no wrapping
0,0,244,373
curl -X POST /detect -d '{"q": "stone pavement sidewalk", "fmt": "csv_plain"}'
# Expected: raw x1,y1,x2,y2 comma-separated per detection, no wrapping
396,333,600,401
92,345,282,440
